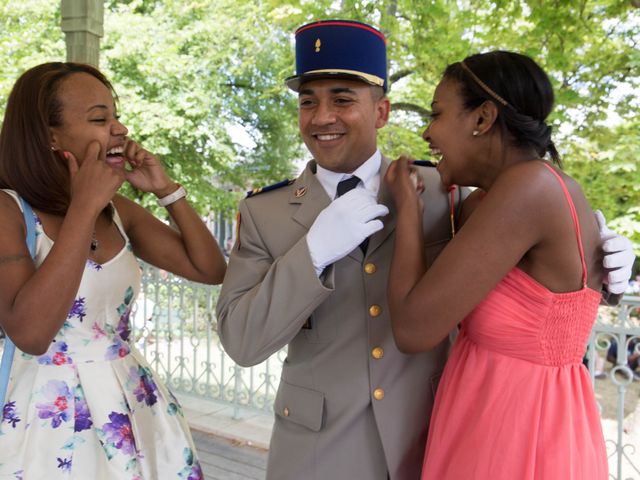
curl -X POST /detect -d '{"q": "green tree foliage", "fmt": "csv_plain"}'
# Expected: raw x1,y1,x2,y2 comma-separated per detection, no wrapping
0,0,65,107
0,0,638,252
101,0,303,214
267,0,640,251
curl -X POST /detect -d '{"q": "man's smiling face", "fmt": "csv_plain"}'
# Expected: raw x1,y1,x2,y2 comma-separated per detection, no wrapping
298,79,389,173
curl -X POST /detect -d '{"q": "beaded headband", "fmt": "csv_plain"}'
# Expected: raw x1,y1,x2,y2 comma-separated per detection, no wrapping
460,61,512,109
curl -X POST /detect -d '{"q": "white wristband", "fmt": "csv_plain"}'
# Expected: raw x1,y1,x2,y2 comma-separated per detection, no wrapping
157,184,186,207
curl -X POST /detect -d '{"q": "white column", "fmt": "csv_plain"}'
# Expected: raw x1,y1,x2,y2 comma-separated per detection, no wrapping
60,0,104,67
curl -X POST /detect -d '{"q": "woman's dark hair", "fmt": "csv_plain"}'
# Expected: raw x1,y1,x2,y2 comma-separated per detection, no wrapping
0,62,117,214
443,50,560,165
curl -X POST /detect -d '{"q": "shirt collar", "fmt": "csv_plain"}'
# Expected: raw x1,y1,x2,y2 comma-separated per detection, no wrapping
315,150,382,200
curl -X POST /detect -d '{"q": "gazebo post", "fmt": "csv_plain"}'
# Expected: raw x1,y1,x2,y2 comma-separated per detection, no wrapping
60,0,104,67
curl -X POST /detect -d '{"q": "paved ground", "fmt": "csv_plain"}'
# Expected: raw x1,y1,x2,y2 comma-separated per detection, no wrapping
184,369,640,480
192,430,267,480
179,393,272,479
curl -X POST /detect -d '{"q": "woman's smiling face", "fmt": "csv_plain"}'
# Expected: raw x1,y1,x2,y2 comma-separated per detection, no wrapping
50,72,128,168
423,79,479,186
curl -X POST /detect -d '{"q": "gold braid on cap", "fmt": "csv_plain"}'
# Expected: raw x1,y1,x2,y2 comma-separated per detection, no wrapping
460,61,512,109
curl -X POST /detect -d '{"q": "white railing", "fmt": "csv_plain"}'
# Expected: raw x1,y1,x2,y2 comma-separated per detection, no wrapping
134,264,284,418
134,265,640,479
586,295,640,479
2,260,637,479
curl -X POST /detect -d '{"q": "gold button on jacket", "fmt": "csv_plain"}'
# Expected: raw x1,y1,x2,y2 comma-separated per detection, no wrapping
216,158,461,479
372,347,384,359
364,263,377,274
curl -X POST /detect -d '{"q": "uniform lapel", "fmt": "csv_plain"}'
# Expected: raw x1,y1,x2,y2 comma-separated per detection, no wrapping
290,158,396,259
291,161,331,230
366,156,397,257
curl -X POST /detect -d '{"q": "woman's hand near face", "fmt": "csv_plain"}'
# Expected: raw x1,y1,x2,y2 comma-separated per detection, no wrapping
385,156,423,212
0,141,125,355
122,138,176,197
66,140,126,216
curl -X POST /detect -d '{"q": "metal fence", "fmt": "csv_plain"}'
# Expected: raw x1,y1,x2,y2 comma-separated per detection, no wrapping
133,263,640,478
586,295,640,480
133,263,284,419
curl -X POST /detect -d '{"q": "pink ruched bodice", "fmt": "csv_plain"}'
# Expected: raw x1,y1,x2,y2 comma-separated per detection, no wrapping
465,267,601,366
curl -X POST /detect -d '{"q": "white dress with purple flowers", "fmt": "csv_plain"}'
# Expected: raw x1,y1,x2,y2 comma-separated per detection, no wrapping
0,190,203,480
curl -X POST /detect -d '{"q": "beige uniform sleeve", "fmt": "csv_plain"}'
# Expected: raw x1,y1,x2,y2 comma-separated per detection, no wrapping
215,198,334,367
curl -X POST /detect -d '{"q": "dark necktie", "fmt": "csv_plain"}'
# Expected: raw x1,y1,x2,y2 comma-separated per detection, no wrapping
336,175,361,197
335,176,369,254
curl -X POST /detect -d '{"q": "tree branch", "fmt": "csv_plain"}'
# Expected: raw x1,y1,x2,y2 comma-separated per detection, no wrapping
391,102,431,121
389,68,415,84
224,82,256,90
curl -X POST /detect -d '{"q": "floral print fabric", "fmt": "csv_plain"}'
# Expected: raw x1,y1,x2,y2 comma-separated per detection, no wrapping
0,191,202,479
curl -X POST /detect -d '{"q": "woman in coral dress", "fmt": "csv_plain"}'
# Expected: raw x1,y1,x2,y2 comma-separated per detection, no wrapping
385,51,607,479
0,63,226,478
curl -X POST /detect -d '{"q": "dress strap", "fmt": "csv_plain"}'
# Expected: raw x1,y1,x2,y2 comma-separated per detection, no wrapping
110,203,131,244
0,189,23,212
540,163,588,287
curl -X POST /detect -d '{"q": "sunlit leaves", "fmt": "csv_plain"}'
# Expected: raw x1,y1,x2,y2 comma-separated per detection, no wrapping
0,0,637,248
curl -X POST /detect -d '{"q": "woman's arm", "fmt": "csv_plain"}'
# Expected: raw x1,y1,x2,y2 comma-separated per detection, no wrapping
117,138,225,284
386,160,552,353
0,142,125,354
115,194,226,284
456,188,484,229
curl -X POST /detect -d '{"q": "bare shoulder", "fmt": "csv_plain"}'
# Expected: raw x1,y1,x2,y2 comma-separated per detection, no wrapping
0,190,26,234
464,161,567,242
0,190,32,258
491,161,602,289
111,194,144,230
495,161,591,213
496,160,554,187
487,161,568,209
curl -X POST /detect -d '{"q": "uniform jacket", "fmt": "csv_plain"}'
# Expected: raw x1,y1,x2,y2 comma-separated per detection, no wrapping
216,157,464,480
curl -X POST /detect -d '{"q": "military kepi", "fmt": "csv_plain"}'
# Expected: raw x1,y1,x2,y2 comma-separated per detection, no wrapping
285,20,388,92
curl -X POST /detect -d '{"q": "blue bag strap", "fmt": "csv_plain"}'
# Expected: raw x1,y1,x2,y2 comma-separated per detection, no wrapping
0,196,37,406
19,197,37,257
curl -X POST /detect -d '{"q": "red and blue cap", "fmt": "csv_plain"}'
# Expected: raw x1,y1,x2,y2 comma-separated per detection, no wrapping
285,20,388,92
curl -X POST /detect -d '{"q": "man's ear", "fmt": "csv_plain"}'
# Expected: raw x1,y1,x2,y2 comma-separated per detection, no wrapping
475,100,499,135
375,96,390,129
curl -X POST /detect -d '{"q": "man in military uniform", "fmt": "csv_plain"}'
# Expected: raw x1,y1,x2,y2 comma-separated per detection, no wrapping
217,20,453,479
216,20,635,480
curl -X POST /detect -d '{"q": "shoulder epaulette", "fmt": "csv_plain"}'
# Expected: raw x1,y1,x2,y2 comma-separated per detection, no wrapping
246,179,293,198
411,160,437,168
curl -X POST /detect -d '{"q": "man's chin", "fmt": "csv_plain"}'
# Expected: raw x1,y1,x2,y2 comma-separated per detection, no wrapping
314,158,351,173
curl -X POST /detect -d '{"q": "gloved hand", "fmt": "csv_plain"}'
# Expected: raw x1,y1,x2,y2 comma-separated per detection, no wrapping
307,189,389,276
595,210,636,295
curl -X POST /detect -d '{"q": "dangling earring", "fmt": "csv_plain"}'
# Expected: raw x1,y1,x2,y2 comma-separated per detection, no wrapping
472,130,480,137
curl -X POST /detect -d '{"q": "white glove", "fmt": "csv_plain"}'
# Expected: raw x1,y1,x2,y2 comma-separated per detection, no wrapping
595,210,636,295
307,189,389,276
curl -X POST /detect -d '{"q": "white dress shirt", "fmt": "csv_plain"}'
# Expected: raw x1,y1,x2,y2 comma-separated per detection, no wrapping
315,150,381,200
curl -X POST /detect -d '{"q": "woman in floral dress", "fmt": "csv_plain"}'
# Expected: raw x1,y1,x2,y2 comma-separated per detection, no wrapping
0,62,226,479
